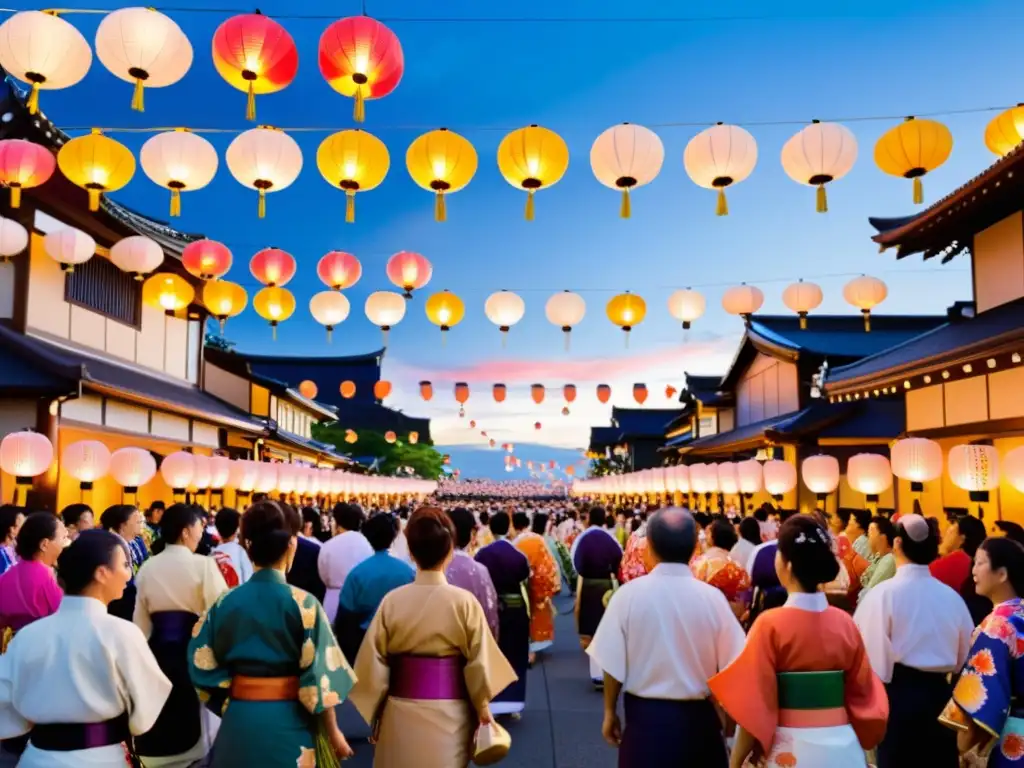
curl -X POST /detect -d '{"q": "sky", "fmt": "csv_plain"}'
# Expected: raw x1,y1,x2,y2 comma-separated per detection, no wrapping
29,0,1022,477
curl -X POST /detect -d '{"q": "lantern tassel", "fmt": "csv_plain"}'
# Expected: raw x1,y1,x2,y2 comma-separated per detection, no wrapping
353,86,365,123
816,184,828,213
87,189,100,212
525,190,535,221
258,188,266,219
501,329,508,349
620,189,631,219
132,78,145,112
219,318,226,334
26,83,39,115
624,330,630,349
169,188,181,217
9,186,21,209
716,188,728,216
271,324,277,341
435,191,446,222
327,327,333,343
345,192,355,223
564,329,571,352
862,309,872,333
246,81,256,122
913,176,923,205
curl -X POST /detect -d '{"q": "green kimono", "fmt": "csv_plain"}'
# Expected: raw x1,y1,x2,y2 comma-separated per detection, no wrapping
187,568,356,768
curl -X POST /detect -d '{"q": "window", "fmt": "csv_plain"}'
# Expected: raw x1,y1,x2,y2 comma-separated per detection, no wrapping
64,256,142,328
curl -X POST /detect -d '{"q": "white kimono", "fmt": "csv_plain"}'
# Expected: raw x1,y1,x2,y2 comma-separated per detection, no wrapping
0,595,172,767
317,530,373,622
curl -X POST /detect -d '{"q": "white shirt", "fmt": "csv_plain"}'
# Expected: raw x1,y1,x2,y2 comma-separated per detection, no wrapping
318,530,374,622
213,540,254,584
730,539,756,570
586,562,746,700
853,564,974,684
0,596,172,767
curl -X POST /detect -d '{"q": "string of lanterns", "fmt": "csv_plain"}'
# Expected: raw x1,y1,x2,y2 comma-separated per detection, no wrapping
418,381,675,408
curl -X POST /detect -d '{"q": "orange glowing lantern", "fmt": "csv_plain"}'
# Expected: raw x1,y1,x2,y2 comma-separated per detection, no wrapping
143,272,194,314
202,280,247,333
454,382,470,404
606,291,647,347
340,380,357,399
385,431,397,444
298,380,318,399
633,383,648,405
182,239,232,281
531,384,545,404
597,384,611,404
253,286,295,340
318,16,404,123
489,439,496,448
566,465,576,476
419,381,433,401
316,129,389,223
317,250,362,291
386,251,432,298
665,385,677,399
493,384,507,403
0,139,55,208
374,381,392,400
212,12,298,121
409,431,419,444
250,247,296,287
564,384,577,403
57,129,136,212
344,429,358,444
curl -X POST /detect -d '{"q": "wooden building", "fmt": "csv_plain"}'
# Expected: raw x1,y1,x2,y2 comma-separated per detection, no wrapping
589,406,683,471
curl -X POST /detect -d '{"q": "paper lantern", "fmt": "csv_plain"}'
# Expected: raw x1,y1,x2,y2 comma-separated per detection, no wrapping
385,431,397,444
736,459,763,495
0,10,92,115
406,128,477,221
535,422,542,431
191,455,212,491
253,463,278,494
420,381,433,401
874,116,953,204
182,239,232,281
160,451,195,492
949,444,999,497
386,251,432,297
250,247,296,287
340,380,357,399
0,218,27,264
665,386,677,399
143,273,194,314
497,124,569,220
345,430,358,444
109,446,157,491
203,280,247,333
454,383,470,404
689,463,711,495
62,440,111,488
317,251,362,291
762,460,797,498
0,139,56,208
843,275,888,332
140,129,218,217
226,459,259,493
591,123,664,218
667,288,705,331
633,383,648,405
718,463,739,496
782,280,823,330
597,384,611,404
0,430,53,502
493,384,507,403
847,453,893,499
110,236,164,281
564,384,577,403
226,127,302,218
275,463,296,495
317,129,389,222
1004,446,1024,493
985,105,1024,157
722,284,764,322
561,406,570,416
318,16,404,123
606,292,646,347
365,291,406,344
469,420,477,429
409,432,419,445
485,290,526,346
58,129,136,212
43,228,95,273
683,123,757,216
374,381,392,400
780,121,857,212
253,286,296,340
298,380,318,400
546,290,586,350
424,289,465,342
801,454,840,499
212,13,298,120
309,290,350,342
208,456,231,490
531,384,545,404
96,7,192,112
891,437,943,492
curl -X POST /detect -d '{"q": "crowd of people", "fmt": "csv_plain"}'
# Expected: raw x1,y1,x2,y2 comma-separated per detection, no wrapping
0,493,1022,767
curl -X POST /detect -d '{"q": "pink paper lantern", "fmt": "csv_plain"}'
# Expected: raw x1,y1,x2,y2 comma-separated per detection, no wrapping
110,447,157,491
182,239,232,280
890,437,943,492
763,459,797,497
0,430,53,480
62,439,111,485
736,459,763,495
847,453,893,499
191,454,212,490
386,251,432,298
317,250,362,291
0,138,56,208
208,456,231,490
250,247,297,287
160,450,195,491
801,454,840,498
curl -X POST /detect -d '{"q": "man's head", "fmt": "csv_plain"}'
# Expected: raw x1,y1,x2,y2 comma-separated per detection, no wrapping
489,511,511,537
587,506,606,528
362,513,399,553
512,511,530,532
332,502,365,533
146,501,165,524
646,507,697,566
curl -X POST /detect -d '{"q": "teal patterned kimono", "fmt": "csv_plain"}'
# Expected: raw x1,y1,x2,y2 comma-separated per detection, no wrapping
187,568,356,768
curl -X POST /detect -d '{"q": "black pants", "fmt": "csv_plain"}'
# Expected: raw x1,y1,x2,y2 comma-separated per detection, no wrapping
878,663,958,768
619,694,727,768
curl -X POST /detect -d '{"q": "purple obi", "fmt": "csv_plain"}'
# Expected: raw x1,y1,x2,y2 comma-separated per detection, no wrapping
149,611,199,645
389,655,468,701
30,712,130,751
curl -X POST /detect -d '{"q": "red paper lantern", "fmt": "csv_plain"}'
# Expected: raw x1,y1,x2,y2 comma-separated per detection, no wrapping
386,251,432,298
564,384,577,403
317,250,362,290
531,384,545,404
633,383,649,405
212,12,298,121
374,380,392,400
0,139,55,208
419,380,433,401
250,247,297,287
469,420,477,429
597,384,611,404
493,384,507,403
666,385,678,399
454,382,470,404
298,380,318,399
182,239,232,280
534,422,542,431
318,16,404,123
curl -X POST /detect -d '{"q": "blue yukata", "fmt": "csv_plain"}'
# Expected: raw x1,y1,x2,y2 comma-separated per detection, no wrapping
336,551,414,664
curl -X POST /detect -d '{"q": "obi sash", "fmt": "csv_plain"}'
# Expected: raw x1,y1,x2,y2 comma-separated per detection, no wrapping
777,671,848,729
581,576,619,608
230,675,301,701
389,655,469,701
30,712,131,752
498,583,531,618
149,611,199,645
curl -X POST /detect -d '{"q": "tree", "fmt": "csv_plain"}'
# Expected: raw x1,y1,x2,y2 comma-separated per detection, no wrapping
589,454,628,478
312,423,444,479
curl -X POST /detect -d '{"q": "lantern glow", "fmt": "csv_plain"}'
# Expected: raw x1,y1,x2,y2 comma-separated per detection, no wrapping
606,292,647,347
202,280,248,333
318,16,404,123
497,124,569,220
0,138,56,208
843,275,888,332
386,251,432,297
226,127,303,218
406,128,477,221
546,290,586,350
591,123,664,218
250,247,297,287
317,129,389,222
309,291,350,342
891,437,943,492
110,235,164,281
212,13,298,121
847,453,893,499
780,120,857,212
143,273,194,314
683,122,757,216
58,129,136,212
874,116,953,204
253,286,296,339
140,129,218,217
182,239,232,281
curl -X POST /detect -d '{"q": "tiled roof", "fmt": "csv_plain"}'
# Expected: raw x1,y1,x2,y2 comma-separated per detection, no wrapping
766,399,906,441
680,412,793,457
682,373,732,406
611,407,684,438
269,427,354,465
589,426,620,451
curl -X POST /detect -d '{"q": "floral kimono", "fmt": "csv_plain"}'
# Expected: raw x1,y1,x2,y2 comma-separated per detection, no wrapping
691,547,751,606
187,569,356,768
619,529,650,584
514,532,562,653
940,598,1024,765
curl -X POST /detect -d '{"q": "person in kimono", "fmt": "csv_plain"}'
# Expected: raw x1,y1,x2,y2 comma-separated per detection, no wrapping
213,507,253,586
101,504,149,621
829,508,870,605
571,506,623,688
0,529,172,767
142,501,165,551
710,515,888,768
318,502,373,623
134,503,228,767
691,518,751,616
287,511,328,605
0,506,25,575
512,512,562,663
337,513,415,665
61,503,94,541
188,500,356,767
858,516,897,602
541,513,577,592
351,506,517,768
445,507,500,639
847,508,874,561
618,520,650,584
940,536,1024,766
475,511,531,717
931,514,986,592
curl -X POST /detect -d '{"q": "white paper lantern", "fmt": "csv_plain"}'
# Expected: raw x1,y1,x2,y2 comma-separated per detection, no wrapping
485,290,526,345
208,456,231,490
722,284,764,321
782,280,823,329
801,454,840,497
780,121,858,212
590,123,664,218
683,122,758,215
0,217,28,263
228,459,259,493
763,460,797,497
667,288,706,331
276,463,297,494
254,463,278,494
847,453,893,498
141,129,218,217
62,440,111,484
364,290,406,344
717,462,739,495
294,466,311,496
109,447,157,490
1003,446,1024,493
95,7,193,112
949,444,999,496
0,430,53,479
110,235,164,280
843,275,888,332
674,464,691,495
545,290,586,350
0,11,92,115
891,438,943,492
226,127,303,219
736,459,763,495
160,450,195,490
44,228,95,273
190,454,211,490
309,290,351,342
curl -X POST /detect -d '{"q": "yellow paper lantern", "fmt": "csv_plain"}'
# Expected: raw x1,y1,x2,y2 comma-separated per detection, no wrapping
424,289,465,343
985,105,1024,157
406,128,477,222
606,292,646,347
202,280,248,333
57,128,136,212
143,272,194,314
497,124,569,220
340,380,357,399
843,275,888,332
874,116,953,205
385,430,397,444
317,129,389,223
253,286,296,340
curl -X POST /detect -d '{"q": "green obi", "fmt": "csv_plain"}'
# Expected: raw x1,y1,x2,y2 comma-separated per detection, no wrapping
777,671,844,710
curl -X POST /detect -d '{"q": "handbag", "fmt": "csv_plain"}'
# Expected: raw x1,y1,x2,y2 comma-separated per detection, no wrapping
472,721,511,766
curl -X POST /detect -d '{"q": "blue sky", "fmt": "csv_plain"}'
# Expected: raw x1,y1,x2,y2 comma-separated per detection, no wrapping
31,0,1020,476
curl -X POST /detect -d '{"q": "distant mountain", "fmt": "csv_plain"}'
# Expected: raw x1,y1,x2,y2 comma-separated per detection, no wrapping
438,443,586,481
